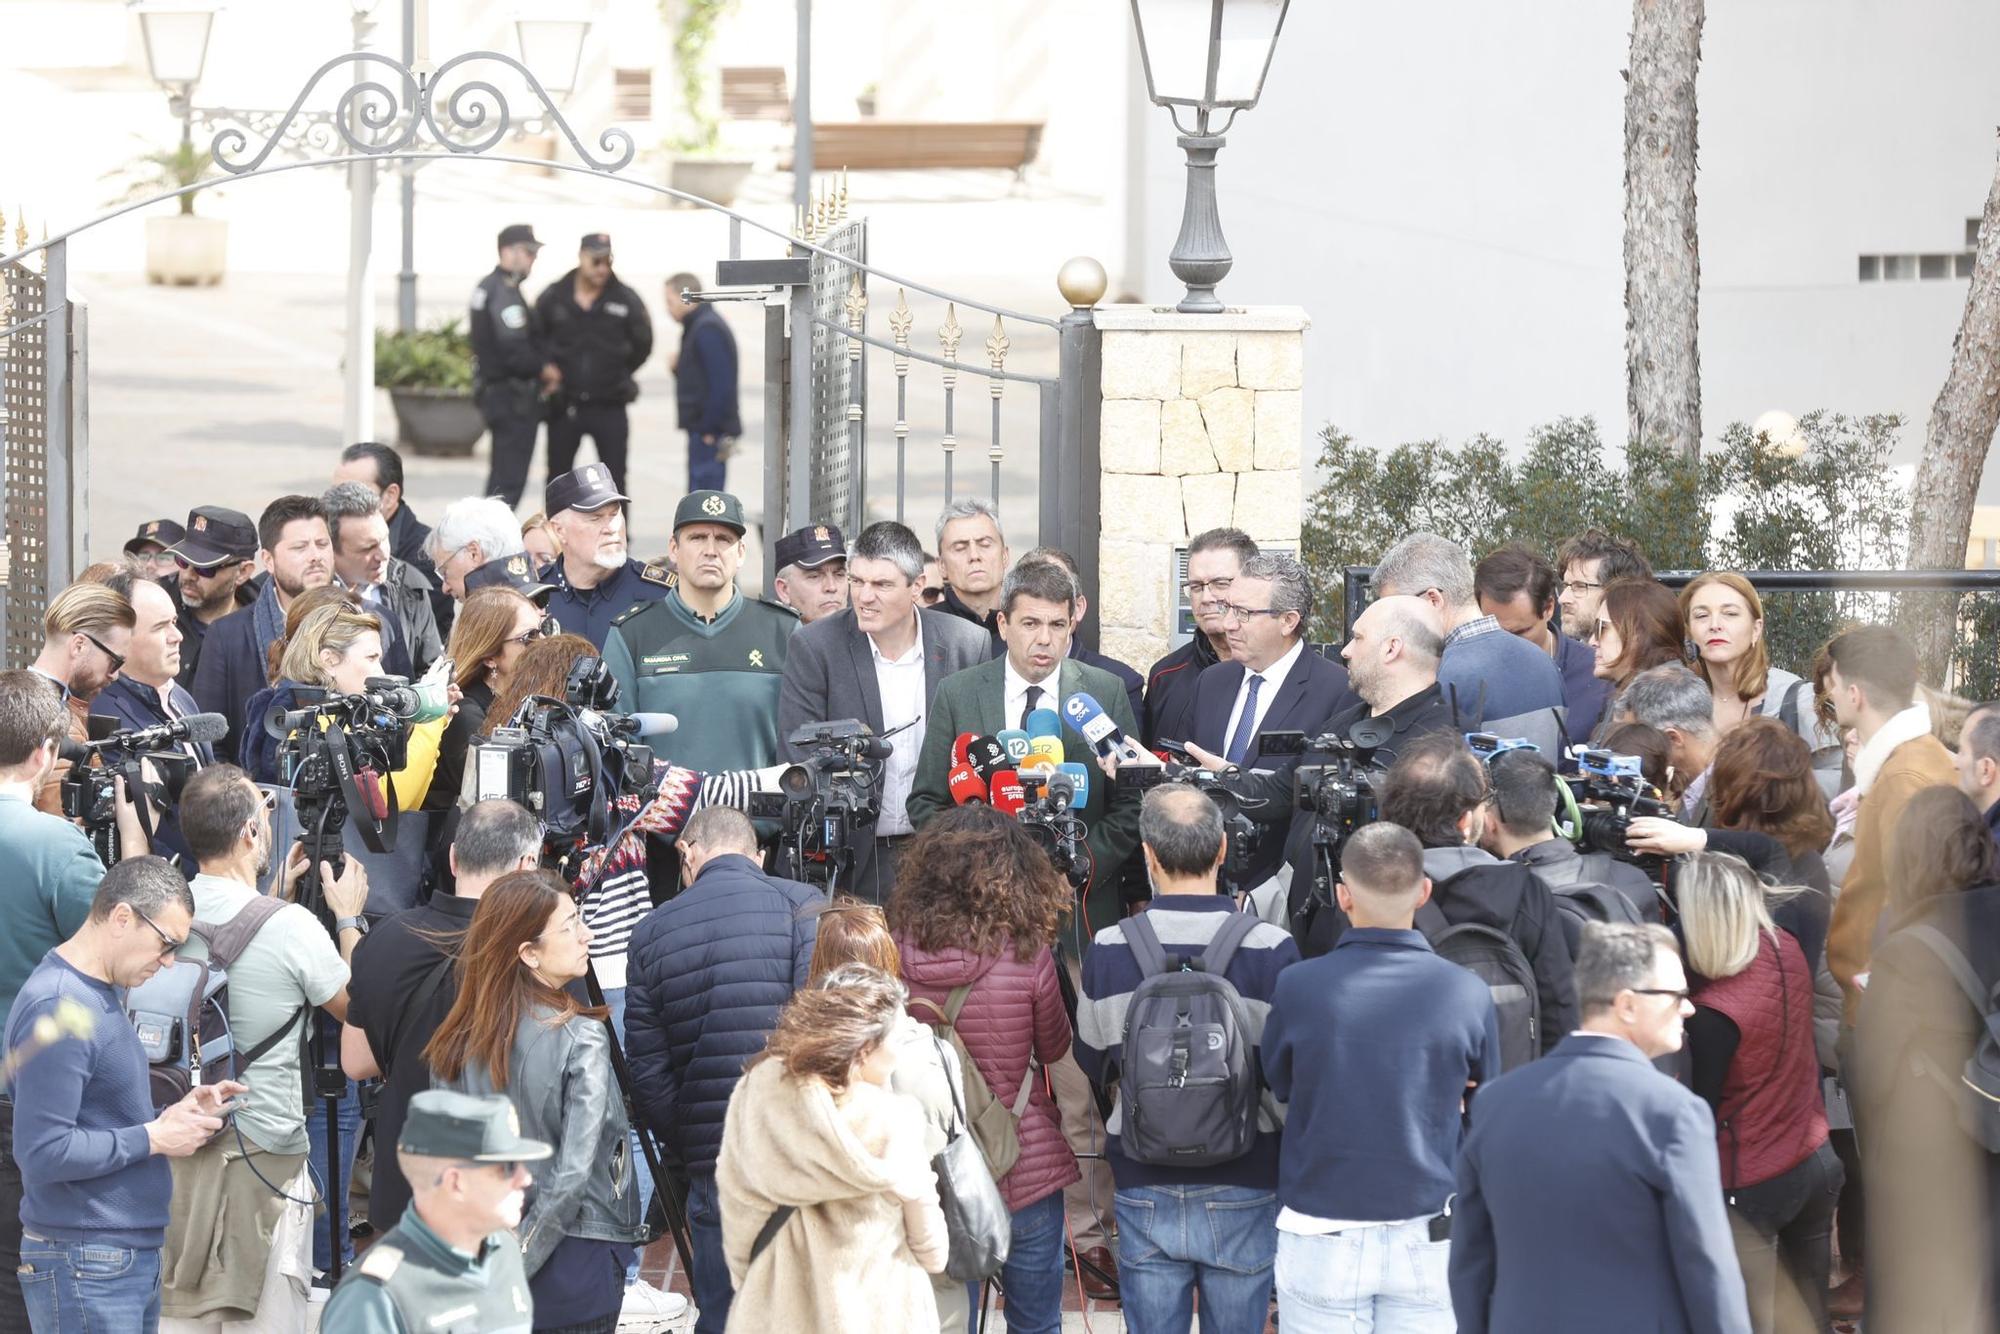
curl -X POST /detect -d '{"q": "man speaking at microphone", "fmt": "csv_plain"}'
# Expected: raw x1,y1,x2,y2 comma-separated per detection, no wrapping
776,521,990,903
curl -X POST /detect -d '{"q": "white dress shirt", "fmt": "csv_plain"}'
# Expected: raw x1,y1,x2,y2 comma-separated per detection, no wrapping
1003,656,1065,737
1221,636,1305,755
870,616,927,836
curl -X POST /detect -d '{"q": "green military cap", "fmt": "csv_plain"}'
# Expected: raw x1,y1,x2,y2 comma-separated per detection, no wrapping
398,1090,553,1163
673,490,747,536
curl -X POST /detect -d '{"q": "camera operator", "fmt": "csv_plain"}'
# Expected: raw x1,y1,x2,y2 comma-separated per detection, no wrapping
29,581,136,816
162,763,369,1326
1614,664,1722,822
1479,749,1664,945
1379,732,1577,1055
341,799,543,1240
92,572,210,872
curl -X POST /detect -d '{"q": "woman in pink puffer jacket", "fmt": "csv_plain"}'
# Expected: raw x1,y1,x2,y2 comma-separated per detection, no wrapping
888,804,1079,1334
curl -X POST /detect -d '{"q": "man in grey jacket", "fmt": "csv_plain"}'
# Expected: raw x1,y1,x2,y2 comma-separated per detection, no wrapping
323,482,443,678
776,520,992,903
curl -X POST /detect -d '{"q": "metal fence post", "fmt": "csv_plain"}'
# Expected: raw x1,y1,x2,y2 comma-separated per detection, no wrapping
762,292,788,580
787,279,813,534
1046,305,1101,651
44,239,74,592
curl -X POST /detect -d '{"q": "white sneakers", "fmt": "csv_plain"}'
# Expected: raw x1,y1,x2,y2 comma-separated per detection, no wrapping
618,1278,692,1332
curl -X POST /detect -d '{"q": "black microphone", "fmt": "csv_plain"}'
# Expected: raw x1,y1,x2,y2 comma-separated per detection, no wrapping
80,712,229,755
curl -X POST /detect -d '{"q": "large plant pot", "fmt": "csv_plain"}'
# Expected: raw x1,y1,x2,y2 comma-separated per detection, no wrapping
668,157,755,207
145,215,227,286
389,387,485,457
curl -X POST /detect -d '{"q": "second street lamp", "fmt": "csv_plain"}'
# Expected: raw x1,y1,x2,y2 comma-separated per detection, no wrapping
1129,0,1290,313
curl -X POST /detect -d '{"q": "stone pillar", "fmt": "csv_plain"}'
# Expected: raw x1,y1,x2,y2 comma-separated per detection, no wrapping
1094,306,1308,672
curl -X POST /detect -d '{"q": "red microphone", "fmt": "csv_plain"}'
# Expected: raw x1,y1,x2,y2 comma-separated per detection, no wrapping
951,732,978,767
987,768,1027,816
948,762,990,806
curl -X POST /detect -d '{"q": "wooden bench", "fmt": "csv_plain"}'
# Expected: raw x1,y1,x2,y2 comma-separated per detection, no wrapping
721,66,792,122
784,121,1045,177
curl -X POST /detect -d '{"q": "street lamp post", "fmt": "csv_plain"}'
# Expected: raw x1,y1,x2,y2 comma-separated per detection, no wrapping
1127,0,1290,313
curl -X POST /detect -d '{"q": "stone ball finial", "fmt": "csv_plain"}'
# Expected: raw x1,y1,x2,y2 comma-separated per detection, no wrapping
1057,256,1108,309
1753,409,1806,459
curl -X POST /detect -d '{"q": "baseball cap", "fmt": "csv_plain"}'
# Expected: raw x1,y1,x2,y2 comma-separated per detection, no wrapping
166,506,258,568
774,524,846,571
545,463,629,516
398,1090,553,1163
581,232,612,254
497,223,543,252
463,553,555,605
672,491,747,536
123,519,187,556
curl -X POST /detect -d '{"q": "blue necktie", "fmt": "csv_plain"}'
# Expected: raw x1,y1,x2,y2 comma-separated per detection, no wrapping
1225,674,1264,765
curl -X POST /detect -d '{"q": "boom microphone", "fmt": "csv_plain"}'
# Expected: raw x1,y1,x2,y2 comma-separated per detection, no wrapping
948,763,990,806
78,712,230,755
609,712,679,737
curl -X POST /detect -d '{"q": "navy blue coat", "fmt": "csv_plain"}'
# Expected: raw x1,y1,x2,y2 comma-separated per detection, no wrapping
1189,644,1357,768
623,853,819,1173
190,591,278,766
1450,1034,1751,1334
90,676,213,874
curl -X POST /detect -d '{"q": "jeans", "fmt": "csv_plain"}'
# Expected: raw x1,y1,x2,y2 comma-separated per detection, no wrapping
999,1192,1066,1334
687,432,726,494
1728,1141,1844,1334
307,1068,363,1275
0,1102,29,1334
1275,1219,1456,1334
685,1172,733,1334
1115,1185,1278,1334
18,1236,161,1334
601,986,655,1288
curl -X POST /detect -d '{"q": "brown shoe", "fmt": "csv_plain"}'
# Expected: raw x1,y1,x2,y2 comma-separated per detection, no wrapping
1077,1245,1119,1302
1827,1270,1865,1320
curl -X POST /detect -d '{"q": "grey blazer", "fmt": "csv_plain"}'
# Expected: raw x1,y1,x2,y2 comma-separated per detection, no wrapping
774,606,993,895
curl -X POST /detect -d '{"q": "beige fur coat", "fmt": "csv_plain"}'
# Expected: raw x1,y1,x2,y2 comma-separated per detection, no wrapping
717,1058,948,1333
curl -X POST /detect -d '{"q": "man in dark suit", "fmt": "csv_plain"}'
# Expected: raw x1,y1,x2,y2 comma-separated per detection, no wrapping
908,558,1143,937
1450,922,1751,1334
777,520,992,904
1144,527,1256,748
1019,547,1145,725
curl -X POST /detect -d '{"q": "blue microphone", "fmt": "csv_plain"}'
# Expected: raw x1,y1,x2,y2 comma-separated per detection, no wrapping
997,728,1032,764
1061,691,1157,768
1057,761,1091,810
1025,707,1062,740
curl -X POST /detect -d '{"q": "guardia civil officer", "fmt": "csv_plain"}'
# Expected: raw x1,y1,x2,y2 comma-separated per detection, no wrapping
602,490,796,775
538,464,673,650
534,233,652,495
470,223,558,508
321,1090,546,1334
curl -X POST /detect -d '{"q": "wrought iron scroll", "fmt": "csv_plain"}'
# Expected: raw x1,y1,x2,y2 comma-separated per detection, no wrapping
207,49,635,175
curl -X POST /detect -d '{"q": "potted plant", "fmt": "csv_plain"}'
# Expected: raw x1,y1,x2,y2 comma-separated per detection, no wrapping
375,320,486,457
115,139,227,286
856,82,879,117
663,0,753,205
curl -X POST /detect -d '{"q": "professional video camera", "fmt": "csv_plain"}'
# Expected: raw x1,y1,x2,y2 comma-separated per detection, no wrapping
1013,766,1093,891
747,719,890,891
60,712,228,864
1560,747,1677,879
269,670,451,922
468,656,672,868
1111,757,1266,895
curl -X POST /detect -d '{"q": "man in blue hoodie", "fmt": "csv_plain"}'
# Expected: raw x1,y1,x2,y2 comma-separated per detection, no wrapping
1263,821,1498,1333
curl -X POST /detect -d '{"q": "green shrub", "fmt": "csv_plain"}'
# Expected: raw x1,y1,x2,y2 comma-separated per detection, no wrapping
374,320,475,392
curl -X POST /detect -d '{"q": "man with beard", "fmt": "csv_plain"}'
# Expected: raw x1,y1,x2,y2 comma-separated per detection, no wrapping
535,233,652,496
603,490,794,775
333,443,449,636
537,464,672,650
92,575,212,871
192,496,336,761
322,481,443,678
164,764,368,1327
165,506,260,691
29,581,136,816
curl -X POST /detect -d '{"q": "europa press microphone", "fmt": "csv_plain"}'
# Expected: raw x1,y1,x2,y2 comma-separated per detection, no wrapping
987,768,1027,815
1061,691,1159,768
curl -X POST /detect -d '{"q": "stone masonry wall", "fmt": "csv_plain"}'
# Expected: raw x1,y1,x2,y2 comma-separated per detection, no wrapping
1094,306,1309,672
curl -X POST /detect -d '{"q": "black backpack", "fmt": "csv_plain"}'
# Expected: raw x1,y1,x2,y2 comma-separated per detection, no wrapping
1417,890,1541,1073
1903,924,2000,1151
124,896,304,1142
1115,911,1262,1167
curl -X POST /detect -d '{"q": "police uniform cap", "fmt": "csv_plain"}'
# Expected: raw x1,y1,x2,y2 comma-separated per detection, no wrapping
774,524,845,571
673,490,746,536
581,232,613,254
123,519,187,556
166,506,258,568
463,553,555,605
398,1090,553,1163
497,223,543,252
546,464,630,517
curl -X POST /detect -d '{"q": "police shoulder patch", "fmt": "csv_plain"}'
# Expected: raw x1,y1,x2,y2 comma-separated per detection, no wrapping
357,1243,404,1283
500,304,529,330
639,563,676,589
470,286,488,312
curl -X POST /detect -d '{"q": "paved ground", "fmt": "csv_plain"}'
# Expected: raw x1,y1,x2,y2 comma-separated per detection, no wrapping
69,161,1116,579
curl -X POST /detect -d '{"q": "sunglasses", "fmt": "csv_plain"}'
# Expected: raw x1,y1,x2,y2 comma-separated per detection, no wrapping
173,554,233,575
81,632,126,675
919,586,945,604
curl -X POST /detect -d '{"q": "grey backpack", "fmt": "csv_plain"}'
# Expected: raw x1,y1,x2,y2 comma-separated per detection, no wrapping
1115,911,1261,1167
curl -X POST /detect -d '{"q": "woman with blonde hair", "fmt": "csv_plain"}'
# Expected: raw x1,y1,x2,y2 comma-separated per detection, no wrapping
522,511,563,570
425,869,643,1332
239,586,366,783
717,963,948,1333
1681,571,1835,790
1680,851,1839,1333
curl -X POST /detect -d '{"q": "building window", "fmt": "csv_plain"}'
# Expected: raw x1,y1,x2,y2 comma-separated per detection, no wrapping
1860,250,1976,282
1859,255,1881,281
1921,253,1951,280
613,68,652,121
1958,252,1977,279
1882,254,1918,280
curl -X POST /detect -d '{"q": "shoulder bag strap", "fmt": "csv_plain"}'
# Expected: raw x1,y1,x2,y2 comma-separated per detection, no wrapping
205,894,290,970
1414,896,1451,939
1118,913,1172,977
1907,924,1988,1012
1198,910,1260,977
941,983,975,1027
930,1030,968,1133
748,1205,797,1269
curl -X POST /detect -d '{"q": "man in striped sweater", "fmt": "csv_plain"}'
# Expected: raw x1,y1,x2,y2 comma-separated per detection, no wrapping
1076,785,1299,1333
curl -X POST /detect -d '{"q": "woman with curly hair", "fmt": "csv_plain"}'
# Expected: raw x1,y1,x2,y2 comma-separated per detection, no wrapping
717,964,948,1332
887,803,1076,1334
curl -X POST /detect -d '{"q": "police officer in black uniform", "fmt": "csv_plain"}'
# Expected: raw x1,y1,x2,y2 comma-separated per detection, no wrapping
537,464,673,649
164,506,259,691
534,233,653,496
469,223,558,508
